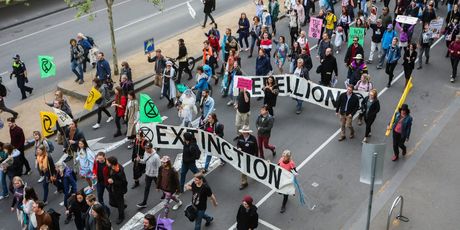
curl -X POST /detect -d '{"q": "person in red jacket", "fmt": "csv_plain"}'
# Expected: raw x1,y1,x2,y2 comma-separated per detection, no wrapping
448,35,460,82
92,152,109,205
112,86,127,137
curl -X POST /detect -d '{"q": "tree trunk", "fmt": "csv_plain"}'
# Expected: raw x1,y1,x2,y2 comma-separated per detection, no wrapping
106,0,119,76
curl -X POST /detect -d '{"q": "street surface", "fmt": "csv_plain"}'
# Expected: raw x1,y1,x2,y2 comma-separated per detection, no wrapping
1,0,460,230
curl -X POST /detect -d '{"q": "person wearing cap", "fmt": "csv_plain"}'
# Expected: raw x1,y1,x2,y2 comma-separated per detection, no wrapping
147,49,167,87
377,24,398,69
180,132,201,193
202,0,216,28
162,60,177,108
388,104,412,161
344,36,364,66
448,34,460,82
367,19,384,64
255,105,276,159
236,195,259,230
156,155,182,216
10,55,33,100
176,38,193,83
236,125,258,190
277,150,297,213
347,54,368,86
335,84,359,141
136,142,161,209
385,37,401,88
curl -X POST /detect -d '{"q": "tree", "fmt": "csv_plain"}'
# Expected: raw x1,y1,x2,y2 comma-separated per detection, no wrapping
65,0,163,76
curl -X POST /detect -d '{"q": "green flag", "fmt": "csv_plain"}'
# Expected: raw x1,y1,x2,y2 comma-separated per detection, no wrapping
38,55,56,78
139,93,162,123
347,27,365,47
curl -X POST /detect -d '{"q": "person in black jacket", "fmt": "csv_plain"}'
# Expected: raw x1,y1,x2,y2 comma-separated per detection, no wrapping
236,126,258,190
344,37,364,66
402,43,417,86
176,39,192,83
360,89,380,143
335,85,360,141
64,120,85,162
131,132,146,189
236,195,259,230
263,76,279,116
255,105,276,159
66,190,89,230
179,132,200,193
106,156,128,225
319,48,338,86
202,0,216,28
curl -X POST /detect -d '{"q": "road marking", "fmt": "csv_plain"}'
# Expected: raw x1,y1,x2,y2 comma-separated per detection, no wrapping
0,0,134,47
259,219,282,230
0,71,8,76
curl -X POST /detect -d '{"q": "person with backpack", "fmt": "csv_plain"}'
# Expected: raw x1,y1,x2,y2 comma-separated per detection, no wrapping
26,131,52,183
136,142,161,209
77,33,95,72
106,156,128,225
70,38,85,84
0,77,18,118
92,78,114,129
179,132,201,193
202,113,224,173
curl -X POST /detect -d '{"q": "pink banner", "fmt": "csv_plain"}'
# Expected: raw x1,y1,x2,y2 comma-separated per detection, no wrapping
237,76,253,90
308,17,323,39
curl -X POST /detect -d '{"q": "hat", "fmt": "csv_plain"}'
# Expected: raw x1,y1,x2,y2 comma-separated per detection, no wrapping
160,156,170,163
387,24,393,29
242,195,253,205
239,125,253,133
353,54,363,60
166,61,173,66
12,54,20,60
400,104,409,111
184,132,194,141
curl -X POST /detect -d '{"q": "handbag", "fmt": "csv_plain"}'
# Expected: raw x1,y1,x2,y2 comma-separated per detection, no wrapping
184,204,198,222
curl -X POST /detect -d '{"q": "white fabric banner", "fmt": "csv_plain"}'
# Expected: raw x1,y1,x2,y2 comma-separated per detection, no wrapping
233,74,369,110
52,108,73,126
138,123,296,195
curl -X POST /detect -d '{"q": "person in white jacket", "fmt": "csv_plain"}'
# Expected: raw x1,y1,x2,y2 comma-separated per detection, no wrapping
162,61,177,108
136,142,161,208
76,139,95,189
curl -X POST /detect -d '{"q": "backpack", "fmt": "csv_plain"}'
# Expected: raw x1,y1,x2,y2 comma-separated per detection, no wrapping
44,139,55,153
47,208,61,230
86,36,95,47
0,83,6,97
193,144,201,160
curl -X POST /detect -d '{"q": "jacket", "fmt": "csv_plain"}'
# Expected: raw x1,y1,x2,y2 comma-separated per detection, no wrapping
96,59,111,81
182,141,200,164
200,96,215,119
449,40,460,58
236,205,259,230
381,30,398,50
147,55,167,74
92,160,109,186
114,94,127,117
139,151,161,177
361,97,380,119
70,44,85,63
320,55,338,76
5,149,22,177
120,67,132,82
269,1,280,22
256,114,274,137
236,134,258,156
107,164,128,205
156,166,180,193
294,66,310,80
347,61,368,85
395,22,415,43
237,18,250,36
421,9,436,24
64,127,85,152
9,125,25,151
335,92,360,116
386,45,401,64
177,44,188,62
263,84,279,107
402,49,417,69
344,44,364,65
255,55,272,76
392,112,413,140
203,0,215,13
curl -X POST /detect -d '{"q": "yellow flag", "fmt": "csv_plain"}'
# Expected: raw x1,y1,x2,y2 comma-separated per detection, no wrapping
84,87,102,111
385,77,413,136
40,111,58,137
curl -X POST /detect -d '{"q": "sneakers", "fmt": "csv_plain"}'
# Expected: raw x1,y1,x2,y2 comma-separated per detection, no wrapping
362,137,368,143
357,119,363,126
78,80,84,85
205,217,214,226
391,155,399,161
376,65,382,69
366,60,372,64
0,194,9,200
296,110,301,115
106,117,114,123
172,200,182,210
280,205,286,213
450,77,455,83
136,202,147,208
338,136,346,141
92,123,100,129
226,100,234,106
38,176,45,183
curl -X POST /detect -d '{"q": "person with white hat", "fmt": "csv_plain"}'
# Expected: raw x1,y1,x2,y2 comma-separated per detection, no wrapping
156,155,182,216
347,53,368,86
344,36,364,66
236,125,258,190
162,60,177,108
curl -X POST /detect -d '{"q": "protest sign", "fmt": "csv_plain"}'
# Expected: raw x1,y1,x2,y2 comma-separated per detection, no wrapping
348,27,365,46
396,15,418,25
84,87,102,111
38,56,56,78
144,38,155,54
138,123,296,195
236,76,253,90
233,74,368,110
429,18,444,38
139,93,162,123
308,17,323,39
52,108,73,126
40,111,58,137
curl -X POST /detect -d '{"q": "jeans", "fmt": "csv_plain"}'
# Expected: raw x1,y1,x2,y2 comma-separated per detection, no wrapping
378,48,388,67
0,170,8,196
451,57,460,78
142,175,157,204
249,35,258,56
195,210,212,230
238,33,249,49
63,176,77,208
97,107,111,124
96,182,109,204
392,131,406,157
386,62,397,85
71,60,84,81
418,46,430,68
180,162,198,193
296,99,303,111
204,154,212,170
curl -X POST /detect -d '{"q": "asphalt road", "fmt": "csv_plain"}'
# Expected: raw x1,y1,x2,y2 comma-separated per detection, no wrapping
0,0,249,108
0,1,458,230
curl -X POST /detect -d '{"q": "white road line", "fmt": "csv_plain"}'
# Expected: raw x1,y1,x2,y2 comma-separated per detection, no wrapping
259,219,282,230
0,71,8,76
0,0,134,47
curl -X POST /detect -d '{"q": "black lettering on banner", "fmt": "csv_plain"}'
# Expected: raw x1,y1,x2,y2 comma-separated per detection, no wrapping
252,78,263,96
268,164,282,189
304,80,311,99
234,147,244,168
286,75,292,93
139,127,154,142
42,115,53,134
293,78,303,97
200,131,206,150
221,142,234,161
325,89,340,107
207,134,221,156
253,158,268,180
311,86,324,102
186,128,199,137
156,125,169,145
246,153,251,174
171,126,185,145
275,76,286,94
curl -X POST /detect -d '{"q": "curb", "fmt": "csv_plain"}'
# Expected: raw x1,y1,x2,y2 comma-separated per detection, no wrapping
0,5,72,31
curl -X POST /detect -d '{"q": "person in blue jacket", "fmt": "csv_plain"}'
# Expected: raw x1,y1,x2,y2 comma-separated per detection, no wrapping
378,24,398,69
192,65,211,103
389,104,412,161
256,49,272,76
385,37,401,88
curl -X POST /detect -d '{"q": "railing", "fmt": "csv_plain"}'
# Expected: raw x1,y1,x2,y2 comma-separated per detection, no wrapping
386,196,409,230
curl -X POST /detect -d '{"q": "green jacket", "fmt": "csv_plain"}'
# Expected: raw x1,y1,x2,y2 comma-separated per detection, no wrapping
269,1,280,22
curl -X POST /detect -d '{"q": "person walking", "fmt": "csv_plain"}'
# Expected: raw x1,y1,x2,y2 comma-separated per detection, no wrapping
360,89,380,143
92,152,110,205
147,49,167,87
385,37,401,88
91,203,112,229
120,61,132,82
417,25,433,70
92,78,114,129
367,19,384,64
319,48,338,86
95,52,112,83
0,77,19,118
76,138,95,188
65,191,89,230
32,201,53,229
293,58,310,114
55,162,77,212
176,39,193,82
238,13,250,51
448,35,460,82
0,144,22,200
125,91,139,148
202,113,224,173
202,0,216,28
64,120,85,162
70,38,85,84
256,105,276,159
106,156,128,224
317,33,333,61
136,142,161,209
236,125,258,190
269,0,280,35
111,86,127,137
156,156,182,216
347,54,368,86
7,117,31,175
26,131,51,183
354,73,374,93
22,187,38,230
36,145,63,204
248,16,262,58
378,24,398,69
10,55,33,100
344,36,364,67
263,76,279,116
278,150,297,213
389,104,413,161
162,61,177,108
185,174,218,230
335,85,360,141
179,132,200,193
76,33,94,72
402,43,417,86
273,35,289,73
236,195,259,230
234,88,251,140
131,132,146,189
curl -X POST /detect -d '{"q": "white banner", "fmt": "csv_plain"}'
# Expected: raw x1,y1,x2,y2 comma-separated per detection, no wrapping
396,15,418,25
234,74,368,110
138,123,296,195
52,108,73,126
